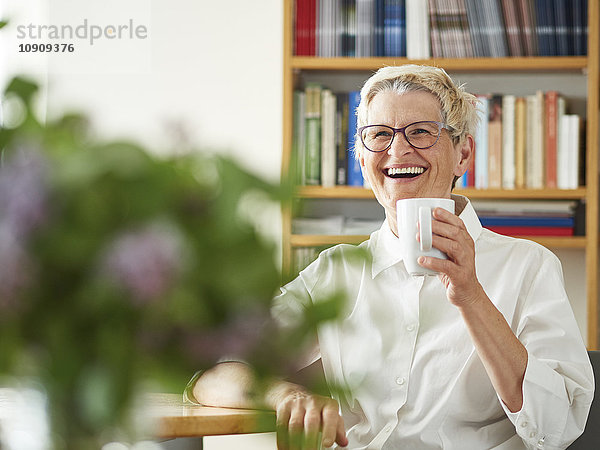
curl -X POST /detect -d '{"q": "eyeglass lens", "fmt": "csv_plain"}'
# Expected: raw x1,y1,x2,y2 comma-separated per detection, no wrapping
361,121,443,152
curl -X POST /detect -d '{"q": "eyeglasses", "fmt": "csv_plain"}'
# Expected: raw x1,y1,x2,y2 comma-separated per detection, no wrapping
358,121,453,153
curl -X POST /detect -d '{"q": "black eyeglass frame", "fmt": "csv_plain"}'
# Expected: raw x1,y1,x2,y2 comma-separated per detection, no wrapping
358,120,454,153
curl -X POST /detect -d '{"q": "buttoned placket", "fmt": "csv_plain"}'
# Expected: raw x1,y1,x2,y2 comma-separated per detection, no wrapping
372,271,424,448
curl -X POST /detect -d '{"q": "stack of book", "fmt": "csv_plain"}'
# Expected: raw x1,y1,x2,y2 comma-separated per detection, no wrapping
472,200,582,236
294,0,588,58
293,86,365,187
459,91,583,190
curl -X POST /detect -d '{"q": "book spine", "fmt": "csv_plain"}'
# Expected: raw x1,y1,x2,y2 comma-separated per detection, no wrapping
569,114,581,189
514,96,526,189
293,90,307,185
475,94,489,189
305,84,322,185
502,94,516,188
347,90,364,186
479,216,575,227
485,225,574,236
321,89,337,187
545,90,558,188
487,94,503,189
336,92,349,185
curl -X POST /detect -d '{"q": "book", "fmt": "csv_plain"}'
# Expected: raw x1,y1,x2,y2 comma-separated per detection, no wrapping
304,84,322,185
479,215,575,227
568,114,581,189
356,0,375,57
485,225,574,236
347,91,364,186
295,0,310,55
545,90,559,188
501,94,516,189
487,94,503,188
474,94,489,189
514,96,526,189
465,0,486,57
406,0,430,59
472,199,578,214
384,0,406,57
428,0,442,57
293,90,307,185
501,0,523,56
343,0,357,56
525,92,544,188
321,89,337,187
335,92,349,185
482,0,509,57
516,0,538,56
553,0,569,56
375,0,386,56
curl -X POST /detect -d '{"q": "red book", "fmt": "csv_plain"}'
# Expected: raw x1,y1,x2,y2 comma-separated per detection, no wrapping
485,226,573,236
308,0,316,56
295,0,307,55
545,90,559,188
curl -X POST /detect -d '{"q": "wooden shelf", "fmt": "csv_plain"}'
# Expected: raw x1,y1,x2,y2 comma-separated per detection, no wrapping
297,186,587,200
291,235,369,247
282,0,599,348
291,56,588,72
291,234,586,249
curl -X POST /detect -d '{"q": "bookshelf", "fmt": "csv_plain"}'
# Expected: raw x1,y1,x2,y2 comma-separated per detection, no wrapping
281,0,599,349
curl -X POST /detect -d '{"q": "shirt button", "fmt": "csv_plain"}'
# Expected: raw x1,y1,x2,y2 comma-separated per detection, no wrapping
529,431,536,438
396,377,406,385
520,421,528,428
406,324,416,332
384,425,392,433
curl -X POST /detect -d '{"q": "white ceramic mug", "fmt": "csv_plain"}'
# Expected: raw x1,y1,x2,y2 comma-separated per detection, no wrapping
396,198,455,276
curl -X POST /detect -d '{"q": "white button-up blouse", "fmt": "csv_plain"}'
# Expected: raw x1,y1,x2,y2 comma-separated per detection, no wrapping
272,195,594,450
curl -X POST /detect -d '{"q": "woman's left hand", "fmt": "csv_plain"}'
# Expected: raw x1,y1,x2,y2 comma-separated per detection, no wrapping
417,207,485,308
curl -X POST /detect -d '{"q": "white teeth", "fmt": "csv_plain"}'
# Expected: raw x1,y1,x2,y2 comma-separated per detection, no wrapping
387,167,425,176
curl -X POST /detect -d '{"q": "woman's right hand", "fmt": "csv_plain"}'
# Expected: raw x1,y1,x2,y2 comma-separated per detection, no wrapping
270,385,348,450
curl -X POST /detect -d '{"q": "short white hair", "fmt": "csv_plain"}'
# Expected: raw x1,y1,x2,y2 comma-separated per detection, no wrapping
354,65,479,159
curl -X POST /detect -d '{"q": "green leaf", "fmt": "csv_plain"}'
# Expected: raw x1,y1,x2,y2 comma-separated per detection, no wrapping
5,77,38,107
0,20,8,29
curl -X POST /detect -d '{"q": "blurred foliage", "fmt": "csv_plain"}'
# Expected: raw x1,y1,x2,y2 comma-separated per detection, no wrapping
0,77,356,448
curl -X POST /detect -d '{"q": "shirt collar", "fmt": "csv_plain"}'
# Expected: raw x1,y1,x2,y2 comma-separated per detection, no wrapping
370,194,482,279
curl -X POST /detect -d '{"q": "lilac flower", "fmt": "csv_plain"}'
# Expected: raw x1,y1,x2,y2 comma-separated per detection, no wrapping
185,308,271,362
0,146,49,242
102,223,185,305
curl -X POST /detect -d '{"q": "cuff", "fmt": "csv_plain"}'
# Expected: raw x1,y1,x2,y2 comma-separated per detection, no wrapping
182,370,204,404
498,356,568,449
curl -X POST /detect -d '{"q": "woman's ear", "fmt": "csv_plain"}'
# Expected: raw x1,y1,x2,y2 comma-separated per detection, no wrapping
454,135,474,178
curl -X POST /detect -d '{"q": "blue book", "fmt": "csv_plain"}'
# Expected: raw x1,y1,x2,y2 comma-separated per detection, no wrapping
347,91,364,187
479,216,575,228
375,0,385,56
398,0,406,57
553,0,569,56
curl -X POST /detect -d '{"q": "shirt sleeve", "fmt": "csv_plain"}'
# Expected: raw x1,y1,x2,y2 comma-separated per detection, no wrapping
499,251,594,450
271,260,323,371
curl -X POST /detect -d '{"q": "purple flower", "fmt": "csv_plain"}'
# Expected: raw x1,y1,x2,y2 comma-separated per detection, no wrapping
0,146,49,242
102,223,185,305
184,309,271,362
